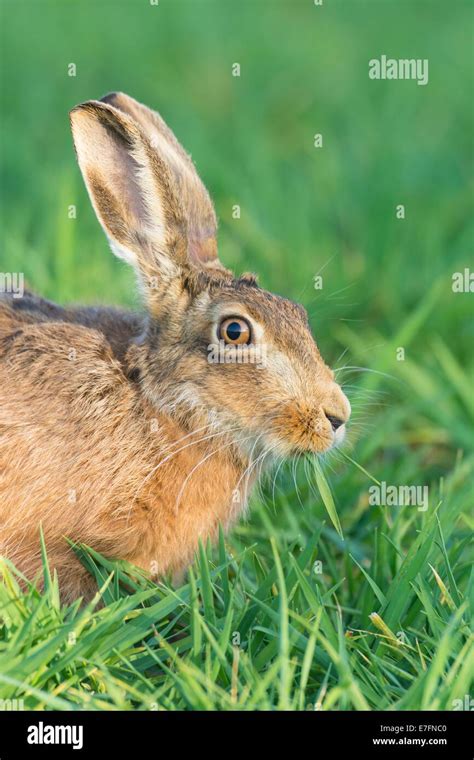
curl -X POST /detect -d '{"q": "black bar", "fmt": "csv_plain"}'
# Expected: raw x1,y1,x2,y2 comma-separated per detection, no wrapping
0,710,471,757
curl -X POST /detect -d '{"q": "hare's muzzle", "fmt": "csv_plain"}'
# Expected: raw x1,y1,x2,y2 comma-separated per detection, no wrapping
269,380,351,455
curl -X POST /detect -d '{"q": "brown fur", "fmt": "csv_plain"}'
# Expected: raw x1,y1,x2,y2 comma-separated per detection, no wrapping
0,93,350,602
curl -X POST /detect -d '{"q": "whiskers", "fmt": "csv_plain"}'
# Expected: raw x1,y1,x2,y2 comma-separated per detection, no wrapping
126,421,241,523
172,432,257,516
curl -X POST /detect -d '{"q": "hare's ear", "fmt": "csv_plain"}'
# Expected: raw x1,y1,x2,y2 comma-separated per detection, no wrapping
70,97,225,308
100,92,222,270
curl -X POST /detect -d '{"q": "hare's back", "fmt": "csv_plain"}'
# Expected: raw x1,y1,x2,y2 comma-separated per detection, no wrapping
0,291,147,468
0,291,144,362
0,291,146,421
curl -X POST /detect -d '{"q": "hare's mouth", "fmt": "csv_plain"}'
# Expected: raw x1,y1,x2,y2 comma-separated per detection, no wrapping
267,432,345,459
237,423,345,463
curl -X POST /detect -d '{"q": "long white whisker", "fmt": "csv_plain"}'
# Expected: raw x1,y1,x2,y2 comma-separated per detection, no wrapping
173,435,256,514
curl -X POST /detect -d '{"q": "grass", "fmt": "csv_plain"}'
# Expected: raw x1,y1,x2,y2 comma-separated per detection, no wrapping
0,0,473,710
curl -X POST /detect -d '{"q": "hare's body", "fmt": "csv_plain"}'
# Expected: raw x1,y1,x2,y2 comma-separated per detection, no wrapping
0,93,350,601
0,292,251,599
0,292,252,600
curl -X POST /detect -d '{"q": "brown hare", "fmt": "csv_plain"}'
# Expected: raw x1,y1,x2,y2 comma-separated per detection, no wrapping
0,93,350,602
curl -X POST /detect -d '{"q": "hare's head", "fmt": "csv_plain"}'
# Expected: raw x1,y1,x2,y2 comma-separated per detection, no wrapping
70,92,350,460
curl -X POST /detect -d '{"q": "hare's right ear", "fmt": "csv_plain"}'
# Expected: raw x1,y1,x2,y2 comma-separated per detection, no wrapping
70,98,224,311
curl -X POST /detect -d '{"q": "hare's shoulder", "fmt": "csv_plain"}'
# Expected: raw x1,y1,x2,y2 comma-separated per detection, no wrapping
0,291,145,365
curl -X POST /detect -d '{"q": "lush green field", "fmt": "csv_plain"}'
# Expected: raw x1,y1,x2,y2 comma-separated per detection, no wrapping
0,0,472,710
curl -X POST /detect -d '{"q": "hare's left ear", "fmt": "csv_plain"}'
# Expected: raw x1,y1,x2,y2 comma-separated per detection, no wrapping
100,92,224,271
101,92,223,269
70,94,226,312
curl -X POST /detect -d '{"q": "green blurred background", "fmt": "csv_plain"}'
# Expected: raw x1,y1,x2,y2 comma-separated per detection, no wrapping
0,0,472,462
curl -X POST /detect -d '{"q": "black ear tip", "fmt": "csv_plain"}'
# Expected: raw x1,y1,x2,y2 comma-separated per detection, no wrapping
100,92,121,105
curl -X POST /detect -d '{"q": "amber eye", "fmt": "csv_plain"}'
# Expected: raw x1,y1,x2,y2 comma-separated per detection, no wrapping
219,317,251,345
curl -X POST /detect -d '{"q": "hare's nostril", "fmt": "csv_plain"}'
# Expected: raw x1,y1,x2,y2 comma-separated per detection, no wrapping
325,413,344,432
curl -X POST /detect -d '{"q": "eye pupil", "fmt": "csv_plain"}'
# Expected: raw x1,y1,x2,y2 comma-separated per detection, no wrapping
226,321,243,341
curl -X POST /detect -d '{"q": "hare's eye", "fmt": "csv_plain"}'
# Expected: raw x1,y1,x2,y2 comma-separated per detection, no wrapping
219,317,251,345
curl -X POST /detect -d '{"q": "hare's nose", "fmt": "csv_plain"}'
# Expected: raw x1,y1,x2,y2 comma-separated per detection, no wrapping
322,384,351,432
325,413,345,432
